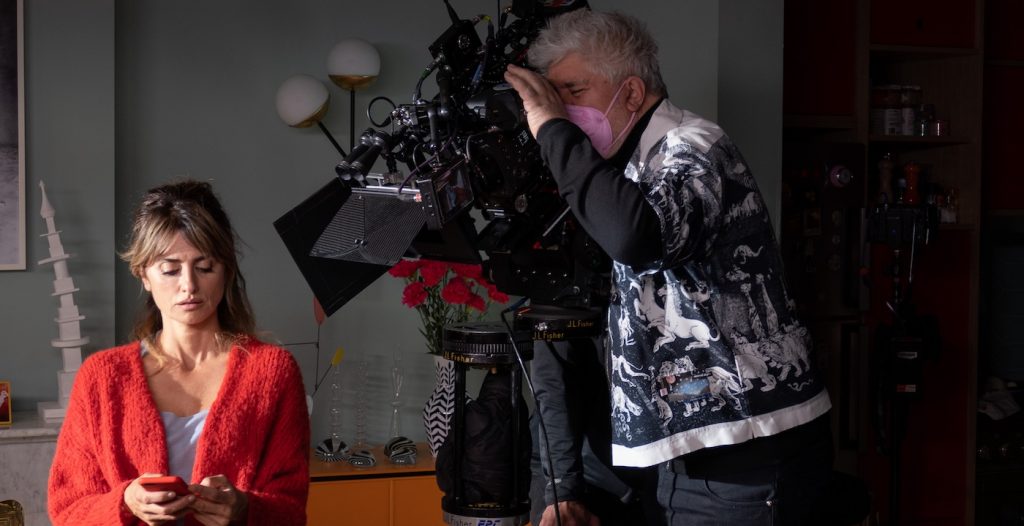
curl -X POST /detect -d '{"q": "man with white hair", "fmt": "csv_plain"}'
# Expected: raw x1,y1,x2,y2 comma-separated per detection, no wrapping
506,9,833,526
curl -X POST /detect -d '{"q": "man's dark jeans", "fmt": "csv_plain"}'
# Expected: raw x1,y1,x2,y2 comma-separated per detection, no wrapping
657,436,834,526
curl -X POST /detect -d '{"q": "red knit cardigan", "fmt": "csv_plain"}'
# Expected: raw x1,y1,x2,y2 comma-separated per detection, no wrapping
48,338,310,525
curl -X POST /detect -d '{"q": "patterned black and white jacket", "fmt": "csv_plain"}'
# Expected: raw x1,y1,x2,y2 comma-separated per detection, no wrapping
537,99,831,468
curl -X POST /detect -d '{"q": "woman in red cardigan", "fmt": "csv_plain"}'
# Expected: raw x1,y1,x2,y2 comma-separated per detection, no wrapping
48,180,310,526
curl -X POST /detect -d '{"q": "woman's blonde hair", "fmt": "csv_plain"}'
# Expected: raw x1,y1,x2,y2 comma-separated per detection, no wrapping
120,180,255,359
528,10,667,97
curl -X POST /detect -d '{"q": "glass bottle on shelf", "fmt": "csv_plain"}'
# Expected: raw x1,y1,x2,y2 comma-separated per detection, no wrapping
354,357,369,449
877,153,895,206
328,359,343,441
389,354,404,438
915,104,935,137
903,162,921,206
941,187,959,224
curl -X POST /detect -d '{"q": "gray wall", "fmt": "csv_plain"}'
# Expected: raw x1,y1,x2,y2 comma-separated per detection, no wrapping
1,0,781,448
0,0,116,410
719,0,783,230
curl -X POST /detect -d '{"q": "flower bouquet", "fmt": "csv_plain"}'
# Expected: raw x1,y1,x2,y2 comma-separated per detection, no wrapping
390,258,511,456
388,258,509,355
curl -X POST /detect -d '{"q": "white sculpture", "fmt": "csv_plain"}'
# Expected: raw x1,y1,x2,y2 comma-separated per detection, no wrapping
36,181,87,423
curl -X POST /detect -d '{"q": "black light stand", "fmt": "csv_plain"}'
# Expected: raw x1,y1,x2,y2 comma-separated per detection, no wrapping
514,305,606,526
867,204,940,526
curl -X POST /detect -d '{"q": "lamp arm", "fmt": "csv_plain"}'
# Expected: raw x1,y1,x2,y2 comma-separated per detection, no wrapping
350,89,356,153
317,121,348,158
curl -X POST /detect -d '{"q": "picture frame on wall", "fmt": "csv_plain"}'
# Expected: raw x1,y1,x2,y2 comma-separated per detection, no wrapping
0,0,26,271
0,381,11,426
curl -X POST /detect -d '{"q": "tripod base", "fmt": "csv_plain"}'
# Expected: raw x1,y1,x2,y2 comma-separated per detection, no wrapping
439,323,532,526
442,499,529,526
442,512,528,526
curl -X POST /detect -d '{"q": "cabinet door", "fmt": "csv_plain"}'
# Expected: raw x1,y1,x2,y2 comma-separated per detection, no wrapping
987,0,1024,60
393,477,446,526
308,480,390,526
783,0,858,117
870,0,975,48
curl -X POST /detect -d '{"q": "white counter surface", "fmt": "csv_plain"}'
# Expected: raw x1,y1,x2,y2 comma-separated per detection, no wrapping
0,412,60,526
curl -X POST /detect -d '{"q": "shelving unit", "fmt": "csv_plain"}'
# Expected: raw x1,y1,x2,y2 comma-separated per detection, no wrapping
782,0,983,524
868,135,970,145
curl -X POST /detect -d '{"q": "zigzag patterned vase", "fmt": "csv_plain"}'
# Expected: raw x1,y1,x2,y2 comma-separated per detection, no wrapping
422,354,455,457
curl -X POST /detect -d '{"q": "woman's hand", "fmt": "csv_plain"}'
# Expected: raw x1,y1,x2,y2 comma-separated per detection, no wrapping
188,474,249,526
504,64,568,138
124,473,195,526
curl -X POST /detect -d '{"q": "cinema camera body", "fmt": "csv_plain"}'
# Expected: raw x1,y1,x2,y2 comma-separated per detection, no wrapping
275,0,609,319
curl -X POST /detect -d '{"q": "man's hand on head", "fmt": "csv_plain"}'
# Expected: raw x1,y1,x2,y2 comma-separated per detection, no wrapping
504,64,569,138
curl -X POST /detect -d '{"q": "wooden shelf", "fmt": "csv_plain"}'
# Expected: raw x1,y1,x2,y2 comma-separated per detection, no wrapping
939,222,977,231
868,134,970,145
310,442,435,481
871,44,981,61
784,114,857,130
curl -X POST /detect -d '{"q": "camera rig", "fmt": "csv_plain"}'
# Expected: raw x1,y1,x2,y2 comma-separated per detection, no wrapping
275,0,608,316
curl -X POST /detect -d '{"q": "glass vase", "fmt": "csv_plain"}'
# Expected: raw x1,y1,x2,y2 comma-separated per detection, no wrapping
389,354,404,438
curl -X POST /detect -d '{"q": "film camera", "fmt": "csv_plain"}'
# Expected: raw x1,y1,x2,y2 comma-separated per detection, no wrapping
276,3,599,524
275,0,607,317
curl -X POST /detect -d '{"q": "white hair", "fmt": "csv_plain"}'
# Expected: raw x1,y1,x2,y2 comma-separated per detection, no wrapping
528,10,667,97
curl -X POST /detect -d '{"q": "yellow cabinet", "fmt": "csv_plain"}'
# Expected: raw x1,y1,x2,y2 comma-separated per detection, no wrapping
308,443,446,526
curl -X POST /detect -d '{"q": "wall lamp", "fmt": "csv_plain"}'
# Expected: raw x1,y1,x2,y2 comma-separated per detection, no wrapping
275,38,381,157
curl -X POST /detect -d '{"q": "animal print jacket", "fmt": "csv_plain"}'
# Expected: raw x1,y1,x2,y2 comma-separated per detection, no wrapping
537,100,831,468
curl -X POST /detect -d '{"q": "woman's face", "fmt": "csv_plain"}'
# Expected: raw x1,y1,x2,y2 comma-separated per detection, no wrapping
141,232,225,333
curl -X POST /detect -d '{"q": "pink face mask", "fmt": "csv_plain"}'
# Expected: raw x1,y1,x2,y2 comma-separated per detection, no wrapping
565,81,637,157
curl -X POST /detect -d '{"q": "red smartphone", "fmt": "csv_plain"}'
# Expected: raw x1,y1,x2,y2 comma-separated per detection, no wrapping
139,475,191,496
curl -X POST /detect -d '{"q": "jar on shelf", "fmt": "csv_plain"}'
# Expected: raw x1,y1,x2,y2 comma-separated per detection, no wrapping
900,86,922,136
870,85,902,135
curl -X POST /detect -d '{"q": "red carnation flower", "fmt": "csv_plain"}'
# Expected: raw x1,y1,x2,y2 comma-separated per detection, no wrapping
441,278,473,305
389,259,424,278
401,281,428,308
420,260,450,287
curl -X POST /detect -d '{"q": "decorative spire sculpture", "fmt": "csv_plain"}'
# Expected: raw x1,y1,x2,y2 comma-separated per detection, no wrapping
36,181,87,423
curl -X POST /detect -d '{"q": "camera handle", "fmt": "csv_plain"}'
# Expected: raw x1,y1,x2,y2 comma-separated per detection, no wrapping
335,129,394,186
